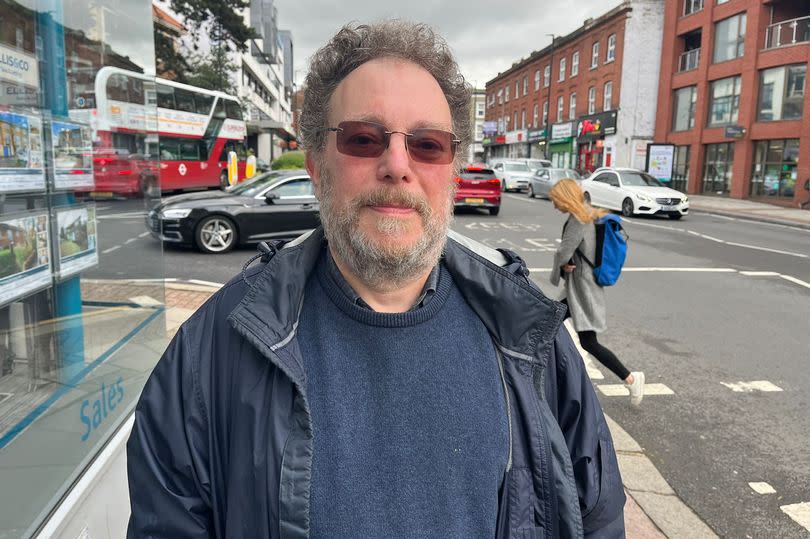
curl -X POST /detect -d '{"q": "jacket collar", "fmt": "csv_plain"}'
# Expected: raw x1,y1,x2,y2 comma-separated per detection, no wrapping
228,228,566,381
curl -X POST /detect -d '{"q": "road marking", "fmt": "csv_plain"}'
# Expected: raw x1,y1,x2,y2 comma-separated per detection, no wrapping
720,381,783,393
621,267,737,272
138,232,150,238
597,383,674,397
504,194,536,203
463,221,543,231
623,219,686,232
724,241,808,258
187,279,225,287
686,230,725,242
124,237,138,244
102,245,121,254
748,482,776,495
524,238,556,251
739,271,780,277
780,275,810,290
781,502,810,532
704,213,736,221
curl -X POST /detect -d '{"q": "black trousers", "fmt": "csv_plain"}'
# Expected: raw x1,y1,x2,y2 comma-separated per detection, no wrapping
576,330,631,381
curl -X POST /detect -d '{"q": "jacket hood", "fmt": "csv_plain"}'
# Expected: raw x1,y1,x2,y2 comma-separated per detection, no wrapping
228,228,566,383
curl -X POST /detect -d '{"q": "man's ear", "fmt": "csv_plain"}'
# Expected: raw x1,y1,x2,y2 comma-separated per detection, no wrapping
305,151,322,197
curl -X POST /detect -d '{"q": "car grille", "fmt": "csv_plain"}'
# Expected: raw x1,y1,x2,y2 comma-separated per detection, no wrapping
656,197,681,205
147,212,160,233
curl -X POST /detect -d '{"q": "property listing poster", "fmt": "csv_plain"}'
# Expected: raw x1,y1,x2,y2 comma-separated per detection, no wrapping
51,120,94,189
0,110,45,193
56,205,98,279
0,212,51,307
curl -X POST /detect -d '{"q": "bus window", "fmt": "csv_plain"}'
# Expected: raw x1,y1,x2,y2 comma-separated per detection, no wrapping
128,77,145,105
156,83,175,109
159,138,180,160
107,74,129,102
174,89,196,113
225,100,243,120
218,140,247,161
180,140,207,161
195,94,214,115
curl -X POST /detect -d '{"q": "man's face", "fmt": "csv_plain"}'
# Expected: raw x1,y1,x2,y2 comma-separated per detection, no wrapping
307,58,456,289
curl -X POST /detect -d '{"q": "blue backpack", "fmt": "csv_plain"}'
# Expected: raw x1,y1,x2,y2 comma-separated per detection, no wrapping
578,214,628,286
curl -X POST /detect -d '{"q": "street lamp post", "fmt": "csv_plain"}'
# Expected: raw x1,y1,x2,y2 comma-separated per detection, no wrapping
545,34,555,160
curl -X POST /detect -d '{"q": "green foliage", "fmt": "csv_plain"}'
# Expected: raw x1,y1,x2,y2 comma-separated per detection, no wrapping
155,28,190,82
0,249,19,279
271,151,305,170
185,46,239,95
168,0,257,53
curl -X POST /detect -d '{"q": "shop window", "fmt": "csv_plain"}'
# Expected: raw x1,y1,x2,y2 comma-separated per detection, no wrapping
673,145,690,192
750,139,799,198
713,13,746,63
757,65,806,122
708,76,741,126
672,86,697,131
702,142,735,194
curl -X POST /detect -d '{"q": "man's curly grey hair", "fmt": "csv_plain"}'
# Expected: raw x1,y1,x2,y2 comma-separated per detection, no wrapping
299,20,471,166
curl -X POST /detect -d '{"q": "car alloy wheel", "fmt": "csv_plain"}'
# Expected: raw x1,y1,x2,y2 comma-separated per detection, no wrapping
196,215,237,253
622,198,634,217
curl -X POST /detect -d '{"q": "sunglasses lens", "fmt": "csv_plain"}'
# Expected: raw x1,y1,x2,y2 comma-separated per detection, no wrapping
409,129,455,164
335,121,386,158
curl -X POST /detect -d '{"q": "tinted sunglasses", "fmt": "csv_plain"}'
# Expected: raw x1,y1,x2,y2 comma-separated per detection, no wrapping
326,120,460,165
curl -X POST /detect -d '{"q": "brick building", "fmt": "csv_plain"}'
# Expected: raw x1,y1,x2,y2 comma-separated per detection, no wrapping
484,0,664,174
654,0,810,205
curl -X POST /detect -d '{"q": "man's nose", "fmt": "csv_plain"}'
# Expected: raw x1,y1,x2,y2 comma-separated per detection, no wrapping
378,132,412,181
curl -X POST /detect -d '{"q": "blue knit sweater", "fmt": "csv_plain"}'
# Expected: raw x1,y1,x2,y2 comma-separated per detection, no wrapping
298,255,509,538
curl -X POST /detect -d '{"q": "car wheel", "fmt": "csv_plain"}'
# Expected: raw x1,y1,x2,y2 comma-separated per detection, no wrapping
669,213,683,220
489,206,500,216
621,198,634,217
528,185,535,198
220,170,229,190
195,215,237,253
583,191,591,204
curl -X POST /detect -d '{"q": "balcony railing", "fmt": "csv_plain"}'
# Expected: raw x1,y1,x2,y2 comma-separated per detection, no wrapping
765,16,810,49
678,48,700,72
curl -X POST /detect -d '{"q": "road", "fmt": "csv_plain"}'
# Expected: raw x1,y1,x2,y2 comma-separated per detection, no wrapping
90,194,810,537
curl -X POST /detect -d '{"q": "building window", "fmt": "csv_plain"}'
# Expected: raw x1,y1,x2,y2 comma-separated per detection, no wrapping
603,81,613,110
523,75,528,95
717,0,729,3
758,64,806,122
534,69,541,91
606,34,616,62
505,85,510,102
498,118,504,133
591,42,600,68
672,86,697,131
515,80,520,98
703,142,735,194
708,76,741,126
513,111,518,129
477,102,485,117
571,51,579,76
559,58,566,81
750,139,800,197
556,96,564,122
588,86,596,114
673,145,691,193
521,109,526,129
713,13,746,63
533,104,539,127
542,101,549,126
684,0,704,15
544,65,550,87
569,93,577,120
497,89,503,105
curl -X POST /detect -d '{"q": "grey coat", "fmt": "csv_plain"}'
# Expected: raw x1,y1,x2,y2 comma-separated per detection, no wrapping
550,215,607,332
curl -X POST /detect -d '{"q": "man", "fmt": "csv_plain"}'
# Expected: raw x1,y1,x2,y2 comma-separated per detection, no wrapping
127,20,626,538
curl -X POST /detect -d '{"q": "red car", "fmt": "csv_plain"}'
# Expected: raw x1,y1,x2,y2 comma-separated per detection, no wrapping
454,165,501,216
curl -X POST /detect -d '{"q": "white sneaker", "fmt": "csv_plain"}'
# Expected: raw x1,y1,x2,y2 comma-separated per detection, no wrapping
627,371,645,406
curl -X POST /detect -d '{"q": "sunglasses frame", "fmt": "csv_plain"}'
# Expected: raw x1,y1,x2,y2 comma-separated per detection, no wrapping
325,120,461,165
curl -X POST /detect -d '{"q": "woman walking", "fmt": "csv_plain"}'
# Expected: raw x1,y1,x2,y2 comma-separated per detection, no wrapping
548,179,645,405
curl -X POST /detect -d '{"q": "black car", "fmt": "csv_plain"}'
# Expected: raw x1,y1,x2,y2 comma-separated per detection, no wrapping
146,169,319,253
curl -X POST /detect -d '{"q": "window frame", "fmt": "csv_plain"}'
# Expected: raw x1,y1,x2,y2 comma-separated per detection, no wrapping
588,86,596,114
713,13,746,64
591,42,600,68
556,95,564,122
708,75,742,127
672,86,698,131
559,57,566,81
571,51,580,76
569,93,577,120
603,81,613,111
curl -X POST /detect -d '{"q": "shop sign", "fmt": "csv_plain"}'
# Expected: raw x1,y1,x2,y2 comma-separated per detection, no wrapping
0,43,39,88
482,137,492,145
550,121,575,143
577,111,618,141
505,129,527,144
526,128,546,143
483,121,498,136
646,143,675,183
724,125,746,139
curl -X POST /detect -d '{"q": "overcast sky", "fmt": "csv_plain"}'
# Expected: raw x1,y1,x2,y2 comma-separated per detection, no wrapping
273,0,618,89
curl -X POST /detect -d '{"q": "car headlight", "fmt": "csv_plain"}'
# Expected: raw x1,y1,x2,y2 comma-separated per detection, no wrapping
635,193,652,202
160,208,192,219
683,196,689,203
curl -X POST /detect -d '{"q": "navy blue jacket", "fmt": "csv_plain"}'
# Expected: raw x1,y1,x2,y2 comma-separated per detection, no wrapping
126,228,626,538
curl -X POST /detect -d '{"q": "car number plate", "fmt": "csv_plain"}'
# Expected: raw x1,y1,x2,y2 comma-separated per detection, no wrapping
91,191,114,198
465,197,485,204
660,204,677,211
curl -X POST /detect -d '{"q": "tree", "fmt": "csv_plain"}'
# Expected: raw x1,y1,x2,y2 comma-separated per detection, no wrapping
168,0,256,53
154,27,189,82
185,46,238,95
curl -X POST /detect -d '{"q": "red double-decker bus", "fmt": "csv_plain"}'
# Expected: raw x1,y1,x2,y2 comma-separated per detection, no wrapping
72,67,248,196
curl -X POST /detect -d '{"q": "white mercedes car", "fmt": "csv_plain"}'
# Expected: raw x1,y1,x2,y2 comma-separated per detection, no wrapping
580,167,689,220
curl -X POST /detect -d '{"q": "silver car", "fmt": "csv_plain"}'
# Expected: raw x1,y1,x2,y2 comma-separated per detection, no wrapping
527,168,582,199
491,160,535,192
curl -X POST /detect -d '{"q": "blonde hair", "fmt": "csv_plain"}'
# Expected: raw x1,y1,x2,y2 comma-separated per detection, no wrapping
548,178,608,224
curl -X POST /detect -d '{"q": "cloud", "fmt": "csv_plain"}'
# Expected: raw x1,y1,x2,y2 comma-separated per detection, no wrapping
273,0,613,87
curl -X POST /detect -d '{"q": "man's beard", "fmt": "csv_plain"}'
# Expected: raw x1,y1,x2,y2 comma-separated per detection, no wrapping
317,166,454,291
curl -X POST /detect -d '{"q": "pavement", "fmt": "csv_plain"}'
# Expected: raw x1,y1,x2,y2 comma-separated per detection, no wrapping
688,194,810,229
